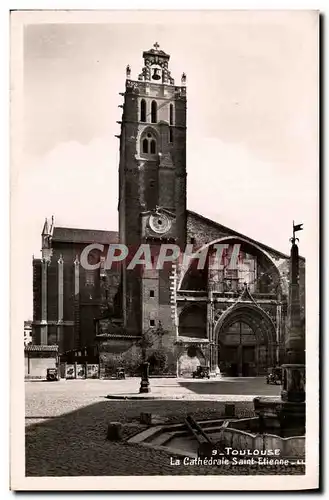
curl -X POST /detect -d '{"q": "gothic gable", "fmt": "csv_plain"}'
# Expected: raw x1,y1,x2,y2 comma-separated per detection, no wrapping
186,210,297,262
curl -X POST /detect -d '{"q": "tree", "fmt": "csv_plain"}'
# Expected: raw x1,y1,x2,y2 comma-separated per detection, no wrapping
137,322,169,374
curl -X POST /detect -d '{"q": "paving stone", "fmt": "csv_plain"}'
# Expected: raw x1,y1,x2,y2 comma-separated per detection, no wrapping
25,379,304,477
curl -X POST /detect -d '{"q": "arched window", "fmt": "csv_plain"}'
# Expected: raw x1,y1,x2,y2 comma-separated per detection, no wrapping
169,103,174,125
150,139,156,154
142,138,149,154
169,128,173,143
141,132,157,155
151,101,157,123
140,99,146,122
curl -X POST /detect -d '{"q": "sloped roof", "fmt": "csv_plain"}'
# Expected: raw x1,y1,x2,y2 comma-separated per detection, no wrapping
52,227,119,245
25,345,58,352
143,48,170,58
187,210,305,261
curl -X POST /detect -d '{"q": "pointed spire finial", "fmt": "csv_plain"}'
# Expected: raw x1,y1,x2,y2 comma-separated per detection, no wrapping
153,42,160,51
42,217,49,235
49,215,54,234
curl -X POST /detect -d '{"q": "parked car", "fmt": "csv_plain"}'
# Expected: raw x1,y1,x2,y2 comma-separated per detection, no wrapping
266,367,282,385
192,365,210,379
116,367,125,380
46,368,58,381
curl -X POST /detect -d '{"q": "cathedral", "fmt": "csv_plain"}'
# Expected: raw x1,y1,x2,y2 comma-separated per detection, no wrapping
32,44,305,378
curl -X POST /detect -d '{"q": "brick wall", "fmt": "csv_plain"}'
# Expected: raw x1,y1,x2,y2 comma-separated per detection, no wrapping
63,260,75,321
32,259,42,322
187,212,236,250
47,259,58,321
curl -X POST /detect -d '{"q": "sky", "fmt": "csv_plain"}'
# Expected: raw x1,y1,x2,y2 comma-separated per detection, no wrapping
12,10,318,319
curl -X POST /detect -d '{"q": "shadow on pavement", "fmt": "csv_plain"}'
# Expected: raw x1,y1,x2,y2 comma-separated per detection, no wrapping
25,398,261,477
25,397,304,477
178,378,281,396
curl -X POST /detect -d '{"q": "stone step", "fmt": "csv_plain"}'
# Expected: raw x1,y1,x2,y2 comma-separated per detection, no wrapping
130,419,228,446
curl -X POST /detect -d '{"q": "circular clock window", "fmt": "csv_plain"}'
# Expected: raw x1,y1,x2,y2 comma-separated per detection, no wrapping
149,214,171,234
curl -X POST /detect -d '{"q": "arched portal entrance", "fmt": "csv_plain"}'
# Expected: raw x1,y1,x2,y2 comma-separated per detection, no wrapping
214,304,276,377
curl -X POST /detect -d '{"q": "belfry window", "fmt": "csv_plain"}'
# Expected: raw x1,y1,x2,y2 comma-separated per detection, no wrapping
141,132,157,155
169,103,174,125
140,99,146,122
151,101,157,123
169,128,173,143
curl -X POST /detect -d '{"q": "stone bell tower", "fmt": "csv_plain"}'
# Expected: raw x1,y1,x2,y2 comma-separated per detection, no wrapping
117,43,187,337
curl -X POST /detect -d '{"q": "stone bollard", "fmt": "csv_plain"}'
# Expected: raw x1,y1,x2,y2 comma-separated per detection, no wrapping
106,422,123,441
224,403,235,418
140,412,152,425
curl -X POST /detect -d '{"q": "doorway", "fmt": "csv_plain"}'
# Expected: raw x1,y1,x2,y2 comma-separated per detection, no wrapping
218,321,259,376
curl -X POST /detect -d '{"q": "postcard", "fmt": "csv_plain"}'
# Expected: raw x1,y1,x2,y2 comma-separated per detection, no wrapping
10,9,319,491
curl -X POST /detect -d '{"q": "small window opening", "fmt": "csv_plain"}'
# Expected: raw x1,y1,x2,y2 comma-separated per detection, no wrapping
151,101,157,123
150,319,155,327
169,103,174,125
142,138,148,154
150,139,156,154
140,99,146,122
150,290,155,298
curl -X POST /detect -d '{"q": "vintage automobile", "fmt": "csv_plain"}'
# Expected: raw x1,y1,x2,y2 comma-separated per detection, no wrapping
116,367,126,380
266,367,282,385
192,365,210,379
46,368,58,381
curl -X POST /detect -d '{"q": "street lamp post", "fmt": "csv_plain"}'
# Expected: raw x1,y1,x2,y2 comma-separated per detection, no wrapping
139,331,152,394
138,323,168,393
139,360,150,394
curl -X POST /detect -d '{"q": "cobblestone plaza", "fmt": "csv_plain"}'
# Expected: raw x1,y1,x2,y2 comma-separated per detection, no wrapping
25,379,304,476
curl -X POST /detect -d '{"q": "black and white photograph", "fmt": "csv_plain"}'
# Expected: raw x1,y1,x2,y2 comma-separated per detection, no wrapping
10,9,319,491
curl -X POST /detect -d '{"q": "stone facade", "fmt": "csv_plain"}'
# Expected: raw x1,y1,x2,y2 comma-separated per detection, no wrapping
31,45,305,378
32,225,120,354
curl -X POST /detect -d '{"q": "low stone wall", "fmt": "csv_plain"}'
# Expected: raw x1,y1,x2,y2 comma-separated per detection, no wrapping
25,352,58,379
217,418,305,458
